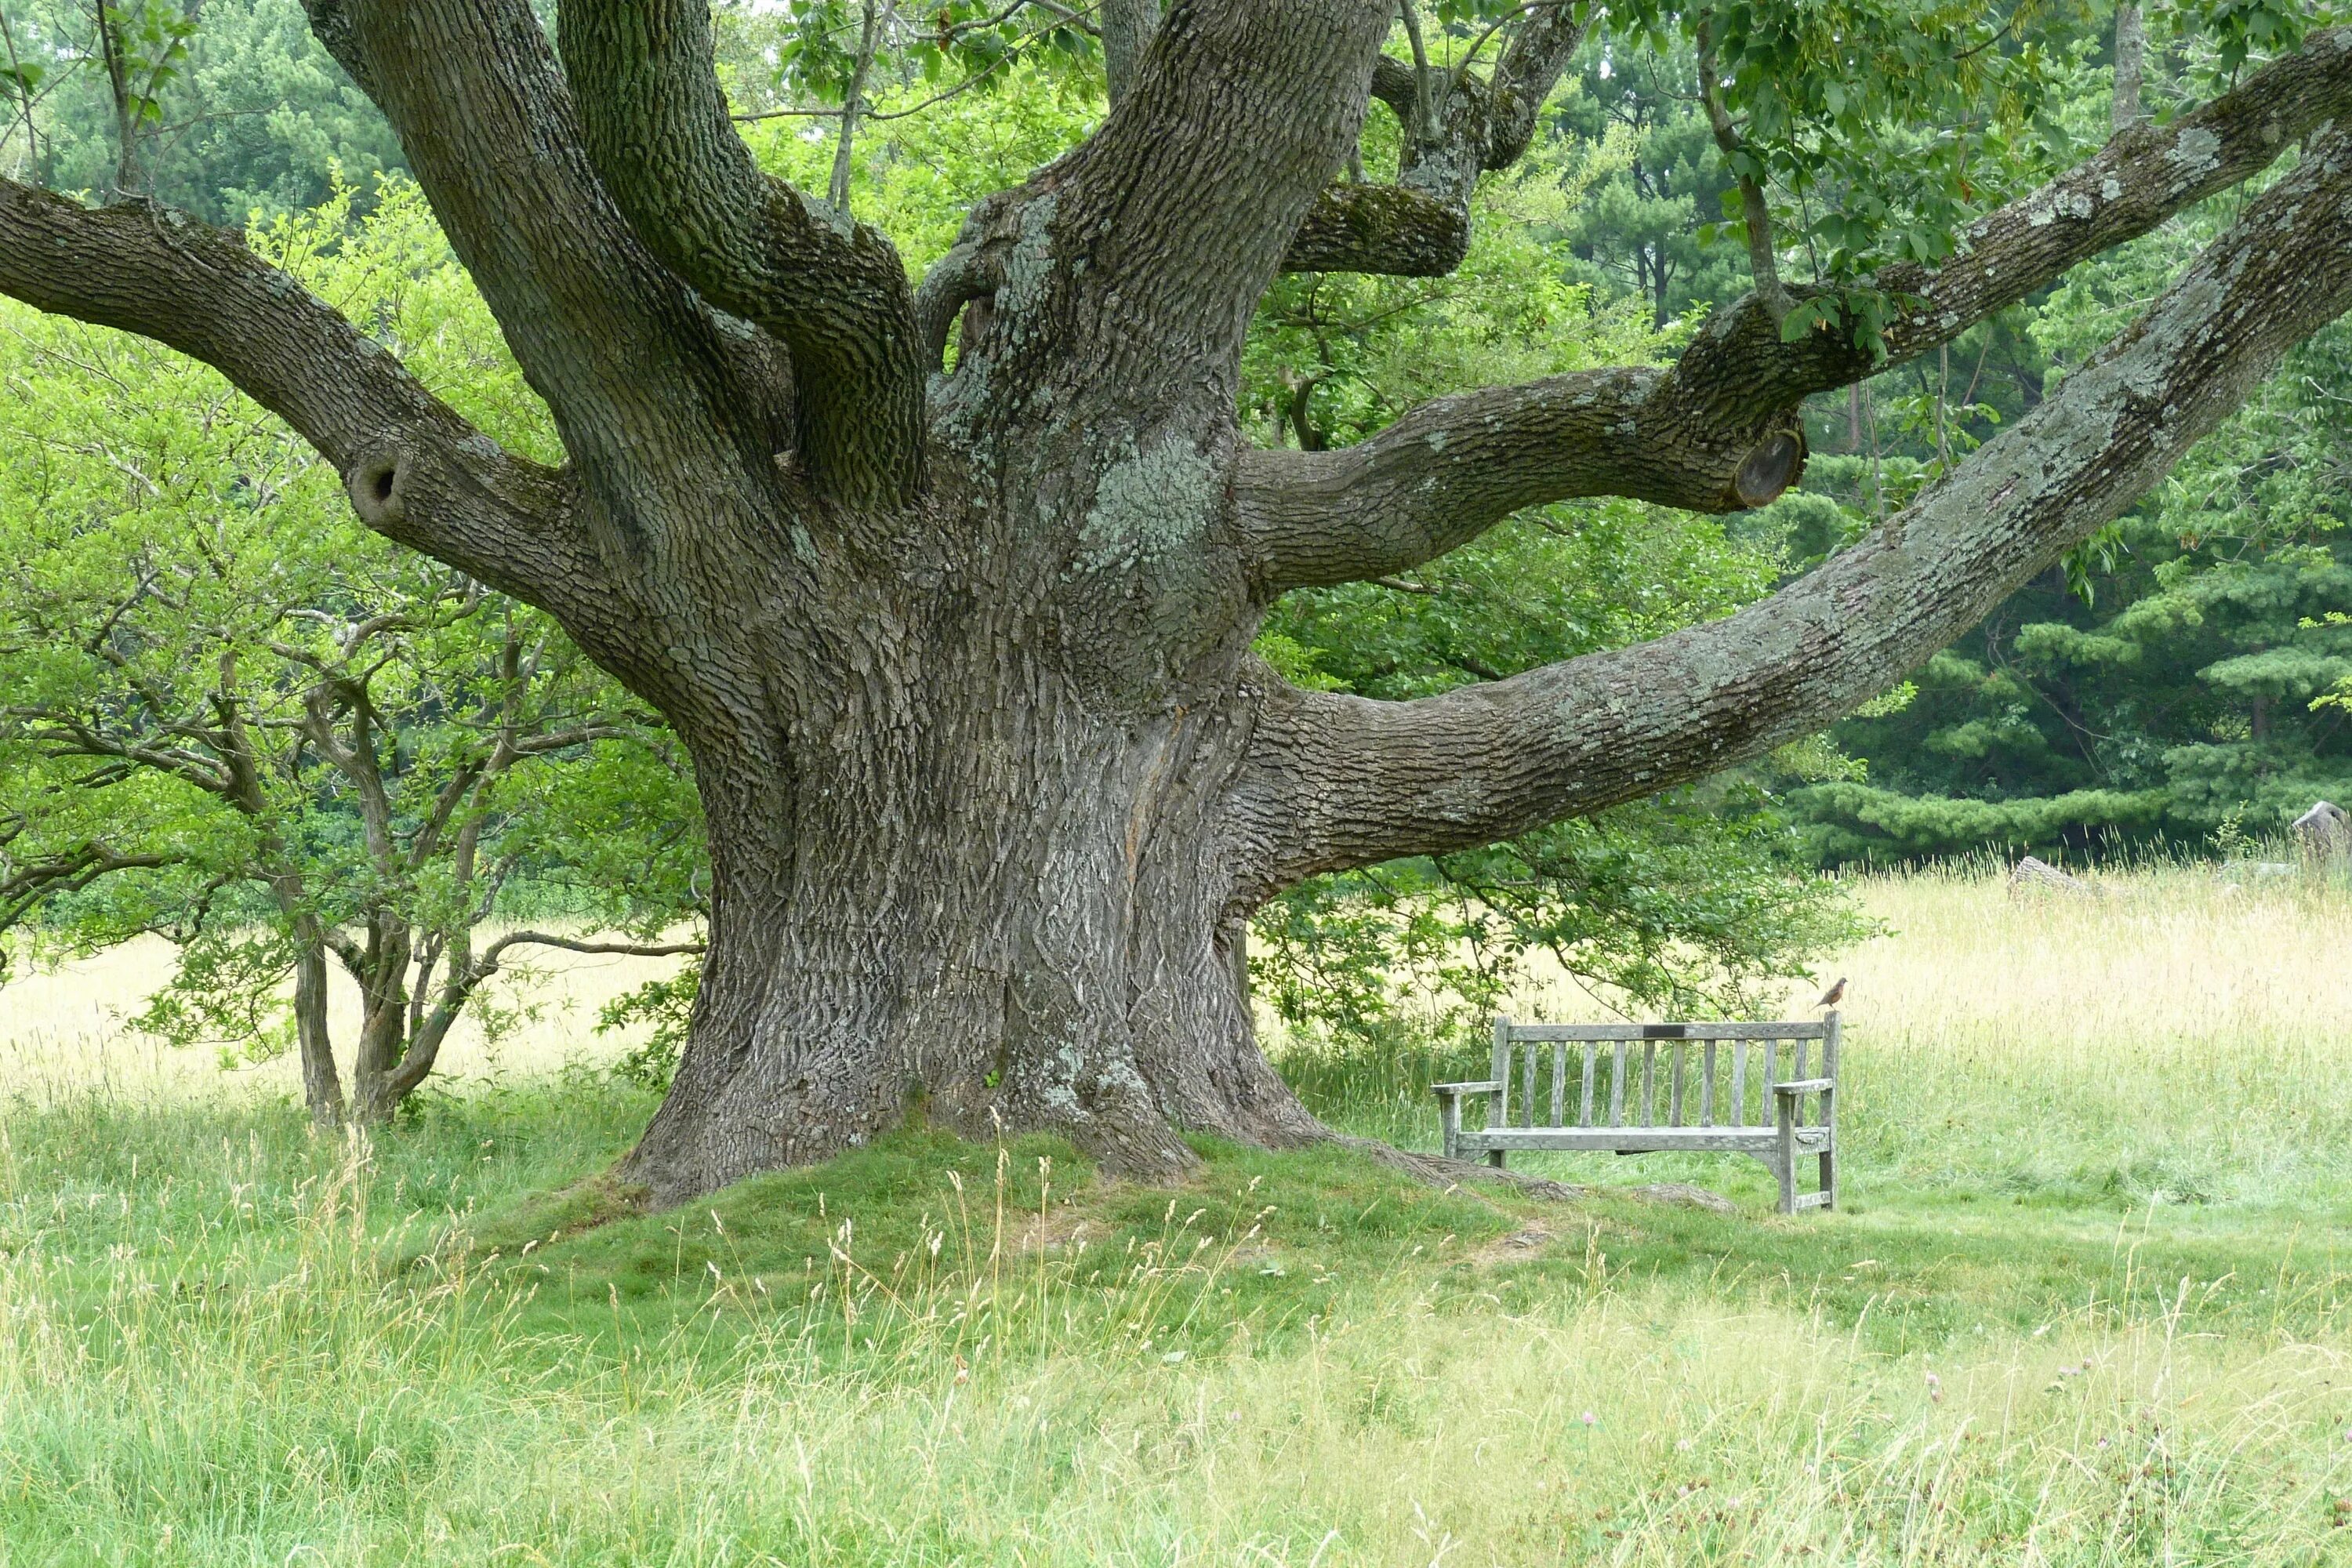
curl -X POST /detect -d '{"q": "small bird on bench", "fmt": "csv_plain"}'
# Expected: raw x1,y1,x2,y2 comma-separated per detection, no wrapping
1815,976,1846,1010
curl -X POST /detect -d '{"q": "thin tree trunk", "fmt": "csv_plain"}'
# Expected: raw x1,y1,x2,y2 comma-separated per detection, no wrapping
828,0,880,213
2114,4,2146,132
0,8,44,184
289,920,345,1127
93,1,141,196
347,924,414,1123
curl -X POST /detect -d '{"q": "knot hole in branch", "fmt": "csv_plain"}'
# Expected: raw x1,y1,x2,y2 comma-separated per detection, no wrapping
1733,428,1806,510
348,445,409,527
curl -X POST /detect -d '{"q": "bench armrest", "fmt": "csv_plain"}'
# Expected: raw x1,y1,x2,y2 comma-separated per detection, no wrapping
1773,1077,1835,1095
1430,1080,1503,1098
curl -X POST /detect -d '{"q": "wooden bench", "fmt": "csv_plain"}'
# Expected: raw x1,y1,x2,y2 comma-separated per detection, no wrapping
1432,1014,1840,1214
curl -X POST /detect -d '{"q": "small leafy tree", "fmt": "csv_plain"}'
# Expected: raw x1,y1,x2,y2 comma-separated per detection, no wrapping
0,184,701,1122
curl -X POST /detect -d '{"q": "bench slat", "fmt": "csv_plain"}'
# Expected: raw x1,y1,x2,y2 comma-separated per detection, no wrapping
1457,1127,1828,1155
1700,1041,1716,1127
1669,1043,1686,1127
1551,1043,1566,1127
1641,1043,1656,1125
1580,1043,1597,1127
1609,1041,1626,1127
1732,1040,1748,1127
1522,1040,1537,1128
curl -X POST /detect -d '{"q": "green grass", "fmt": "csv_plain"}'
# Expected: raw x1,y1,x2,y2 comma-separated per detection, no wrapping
3,866,2350,1563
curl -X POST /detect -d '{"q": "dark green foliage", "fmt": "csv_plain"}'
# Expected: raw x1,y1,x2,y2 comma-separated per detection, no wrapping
1797,318,2352,861
1548,46,1747,328
3,0,405,218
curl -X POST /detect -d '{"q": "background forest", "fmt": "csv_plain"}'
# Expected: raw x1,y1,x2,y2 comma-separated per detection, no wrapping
1,0,2347,1077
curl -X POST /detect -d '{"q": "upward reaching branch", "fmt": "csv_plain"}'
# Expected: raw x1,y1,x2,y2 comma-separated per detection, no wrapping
930,0,1398,435
557,0,927,511
298,0,785,517
1236,126,2352,891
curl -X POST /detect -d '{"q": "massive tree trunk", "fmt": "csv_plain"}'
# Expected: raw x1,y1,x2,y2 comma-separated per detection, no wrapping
6,2,2352,1202
635,664,1323,1192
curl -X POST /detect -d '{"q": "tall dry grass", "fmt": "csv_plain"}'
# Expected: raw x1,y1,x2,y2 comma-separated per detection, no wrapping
1830,861,2352,1206
1,862,2348,1563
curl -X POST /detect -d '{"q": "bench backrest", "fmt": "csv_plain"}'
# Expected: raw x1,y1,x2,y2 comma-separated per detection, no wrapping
1489,1016,1838,1131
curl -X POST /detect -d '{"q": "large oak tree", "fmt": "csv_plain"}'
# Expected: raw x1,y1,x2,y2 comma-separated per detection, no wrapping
3,0,2350,1202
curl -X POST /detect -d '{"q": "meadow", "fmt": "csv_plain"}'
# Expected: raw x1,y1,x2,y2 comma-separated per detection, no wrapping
1,862,2348,1565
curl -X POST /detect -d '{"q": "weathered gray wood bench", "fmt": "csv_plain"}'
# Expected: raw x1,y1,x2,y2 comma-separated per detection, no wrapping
1433,1014,1840,1214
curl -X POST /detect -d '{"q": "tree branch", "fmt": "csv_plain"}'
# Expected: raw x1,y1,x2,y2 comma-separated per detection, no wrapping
1239,26,2352,593
0,840,175,934
933,0,1394,416
556,0,926,512
1694,16,1790,319
1668,25,2352,417
1235,366,1803,590
481,931,707,965
1280,3,1590,278
0,182,592,613
1233,125,2352,891
297,0,793,527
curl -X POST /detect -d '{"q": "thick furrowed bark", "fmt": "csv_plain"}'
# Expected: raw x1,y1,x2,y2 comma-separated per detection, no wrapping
557,0,927,514
948,0,1393,437
623,658,1320,1206
1234,128,2352,889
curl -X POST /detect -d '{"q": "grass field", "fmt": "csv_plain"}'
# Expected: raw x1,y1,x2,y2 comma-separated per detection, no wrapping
2,864,2348,1565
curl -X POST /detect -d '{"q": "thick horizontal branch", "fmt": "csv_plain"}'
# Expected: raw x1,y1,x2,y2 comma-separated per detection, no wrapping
1281,183,1471,277
0,181,604,622
1235,367,1802,590
1240,25,2352,594
1233,125,2352,891
557,0,924,512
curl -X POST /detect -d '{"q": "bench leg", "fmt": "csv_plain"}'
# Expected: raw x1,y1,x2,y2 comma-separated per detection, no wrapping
1775,1102,1797,1215
1818,1147,1835,1210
